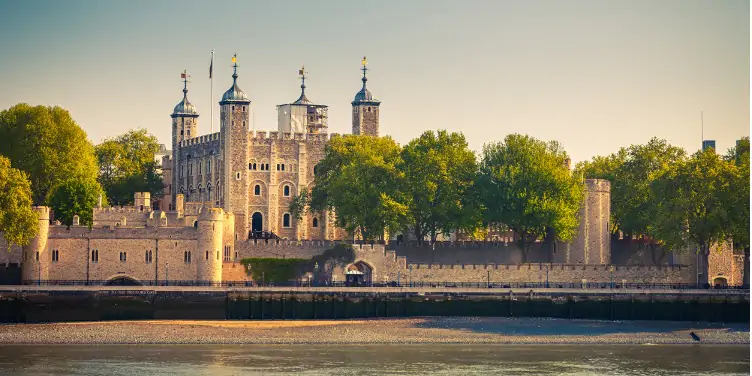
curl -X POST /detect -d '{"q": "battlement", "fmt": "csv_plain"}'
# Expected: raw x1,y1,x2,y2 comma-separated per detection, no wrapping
32,206,51,221
178,132,220,148
249,131,340,143
585,178,611,192
47,224,198,239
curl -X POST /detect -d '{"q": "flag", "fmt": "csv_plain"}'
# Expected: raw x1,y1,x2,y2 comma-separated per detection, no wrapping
181,72,186,79
209,55,213,79
362,56,367,66
232,54,237,64
298,67,304,76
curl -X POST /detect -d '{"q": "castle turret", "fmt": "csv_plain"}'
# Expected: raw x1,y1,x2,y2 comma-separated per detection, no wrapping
277,66,329,134
220,54,251,239
22,206,50,283
351,56,381,137
569,179,611,264
197,208,225,282
171,70,199,208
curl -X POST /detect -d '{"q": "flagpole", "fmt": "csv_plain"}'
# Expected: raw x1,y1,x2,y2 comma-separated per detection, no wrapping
210,50,214,133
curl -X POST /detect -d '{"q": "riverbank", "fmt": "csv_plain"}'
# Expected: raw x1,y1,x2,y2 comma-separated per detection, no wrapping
0,317,748,345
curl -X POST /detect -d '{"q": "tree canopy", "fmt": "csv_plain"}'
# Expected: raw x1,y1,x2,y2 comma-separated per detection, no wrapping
46,178,106,227
478,134,584,262
292,135,408,241
0,104,99,204
95,129,164,205
725,137,750,287
650,149,735,282
0,156,39,250
399,130,479,242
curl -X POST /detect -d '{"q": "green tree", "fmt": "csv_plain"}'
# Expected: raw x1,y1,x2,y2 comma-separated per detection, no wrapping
725,137,750,287
0,156,38,250
95,129,164,205
291,135,408,242
399,130,479,243
46,178,106,226
478,134,584,262
650,149,735,285
0,104,99,204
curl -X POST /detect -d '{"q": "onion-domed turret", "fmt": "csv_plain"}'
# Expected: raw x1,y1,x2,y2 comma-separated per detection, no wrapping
351,56,380,106
220,55,250,104
171,71,199,118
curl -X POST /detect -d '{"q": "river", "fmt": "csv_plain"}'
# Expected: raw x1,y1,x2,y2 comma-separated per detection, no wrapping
0,344,747,375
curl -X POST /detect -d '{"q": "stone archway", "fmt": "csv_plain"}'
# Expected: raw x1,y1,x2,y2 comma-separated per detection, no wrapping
345,261,373,287
105,275,142,286
713,276,728,288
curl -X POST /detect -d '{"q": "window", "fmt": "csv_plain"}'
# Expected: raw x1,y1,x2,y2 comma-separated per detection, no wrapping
236,172,241,180
91,250,98,263
206,250,209,260
232,105,235,111
281,164,285,171
313,164,319,176
243,121,246,127
313,217,318,228
283,185,290,197
224,246,231,262
254,185,261,196
187,130,191,136
52,249,59,263
283,213,291,228
120,252,127,262
35,252,39,262
184,251,192,264
276,164,281,171
208,160,211,173
266,163,270,171
232,121,235,127
145,250,152,263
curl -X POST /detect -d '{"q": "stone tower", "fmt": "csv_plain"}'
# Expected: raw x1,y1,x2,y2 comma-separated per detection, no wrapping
197,207,224,282
351,56,381,136
220,54,251,239
171,70,199,208
568,179,611,264
21,206,50,283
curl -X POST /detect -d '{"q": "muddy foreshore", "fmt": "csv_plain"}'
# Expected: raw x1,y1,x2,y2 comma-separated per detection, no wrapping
0,317,748,345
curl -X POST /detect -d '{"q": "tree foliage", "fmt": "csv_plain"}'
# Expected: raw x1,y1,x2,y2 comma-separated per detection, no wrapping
725,137,750,286
478,134,584,262
574,148,626,235
46,178,106,227
0,104,99,204
292,135,408,241
650,149,735,281
95,129,164,205
399,130,479,242
0,156,38,249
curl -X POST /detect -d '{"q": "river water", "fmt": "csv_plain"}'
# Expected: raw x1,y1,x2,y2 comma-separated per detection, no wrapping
0,344,747,375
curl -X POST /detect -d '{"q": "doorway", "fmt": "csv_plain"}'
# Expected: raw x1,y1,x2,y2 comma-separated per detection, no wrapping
251,212,263,237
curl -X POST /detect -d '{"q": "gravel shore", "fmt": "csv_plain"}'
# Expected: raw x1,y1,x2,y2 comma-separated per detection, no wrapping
0,317,748,345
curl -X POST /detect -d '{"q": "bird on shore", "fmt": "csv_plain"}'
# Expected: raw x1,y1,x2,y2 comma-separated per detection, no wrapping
690,331,701,342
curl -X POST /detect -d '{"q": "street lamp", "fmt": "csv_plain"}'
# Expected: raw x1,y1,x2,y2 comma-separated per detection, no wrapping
397,271,401,287
38,258,41,286
487,270,491,288
314,262,319,287
409,264,413,287
165,262,169,286
545,264,549,288
609,265,614,289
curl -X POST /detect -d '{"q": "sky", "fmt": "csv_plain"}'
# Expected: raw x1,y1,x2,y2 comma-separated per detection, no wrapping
0,0,748,163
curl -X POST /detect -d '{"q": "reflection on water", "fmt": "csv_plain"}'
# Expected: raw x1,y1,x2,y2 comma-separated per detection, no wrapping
0,344,747,375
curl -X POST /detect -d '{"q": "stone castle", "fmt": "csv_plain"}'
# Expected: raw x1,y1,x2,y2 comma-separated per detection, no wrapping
0,57,743,287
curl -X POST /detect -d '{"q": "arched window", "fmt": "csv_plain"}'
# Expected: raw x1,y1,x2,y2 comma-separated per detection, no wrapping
313,164,319,176
281,164,285,171
312,217,318,228
206,250,209,260
283,213,291,228
276,164,281,171
188,251,191,263
193,221,198,228
254,185,261,196
283,185,290,197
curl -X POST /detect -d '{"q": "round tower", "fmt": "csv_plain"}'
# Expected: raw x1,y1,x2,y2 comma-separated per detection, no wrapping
351,56,381,137
571,179,611,264
197,207,224,283
21,206,50,283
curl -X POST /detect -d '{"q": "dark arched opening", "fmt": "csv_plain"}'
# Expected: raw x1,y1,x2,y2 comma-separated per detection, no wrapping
105,276,142,286
251,212,263,235
345,261,373,287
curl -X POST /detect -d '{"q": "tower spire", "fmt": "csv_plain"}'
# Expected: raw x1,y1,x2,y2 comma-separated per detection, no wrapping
361,56,368,88
231,53,238,83
181,69,189,99
299,65,307,96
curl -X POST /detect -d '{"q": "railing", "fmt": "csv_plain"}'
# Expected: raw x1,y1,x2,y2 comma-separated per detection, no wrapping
249,230,282,240
17,280,748,290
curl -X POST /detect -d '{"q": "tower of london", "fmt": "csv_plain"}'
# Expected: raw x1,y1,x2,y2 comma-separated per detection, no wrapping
165,57,381,242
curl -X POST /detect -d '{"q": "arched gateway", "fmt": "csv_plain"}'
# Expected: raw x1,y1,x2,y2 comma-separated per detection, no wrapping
105,276,142,286
345,261,373,287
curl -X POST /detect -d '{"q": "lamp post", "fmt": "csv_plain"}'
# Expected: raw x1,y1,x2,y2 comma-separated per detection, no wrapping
397,271,400,287
409,264,413,287
545,264,549,288
314,262,319,287
165,262,169,286
38,259,41,286
609,265,614,289
487,270,490,288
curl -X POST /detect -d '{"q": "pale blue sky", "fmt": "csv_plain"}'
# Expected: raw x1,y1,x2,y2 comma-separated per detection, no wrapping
0,0,748,163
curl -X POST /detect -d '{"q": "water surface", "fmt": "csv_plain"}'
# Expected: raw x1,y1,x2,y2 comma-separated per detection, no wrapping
0,344,747,375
